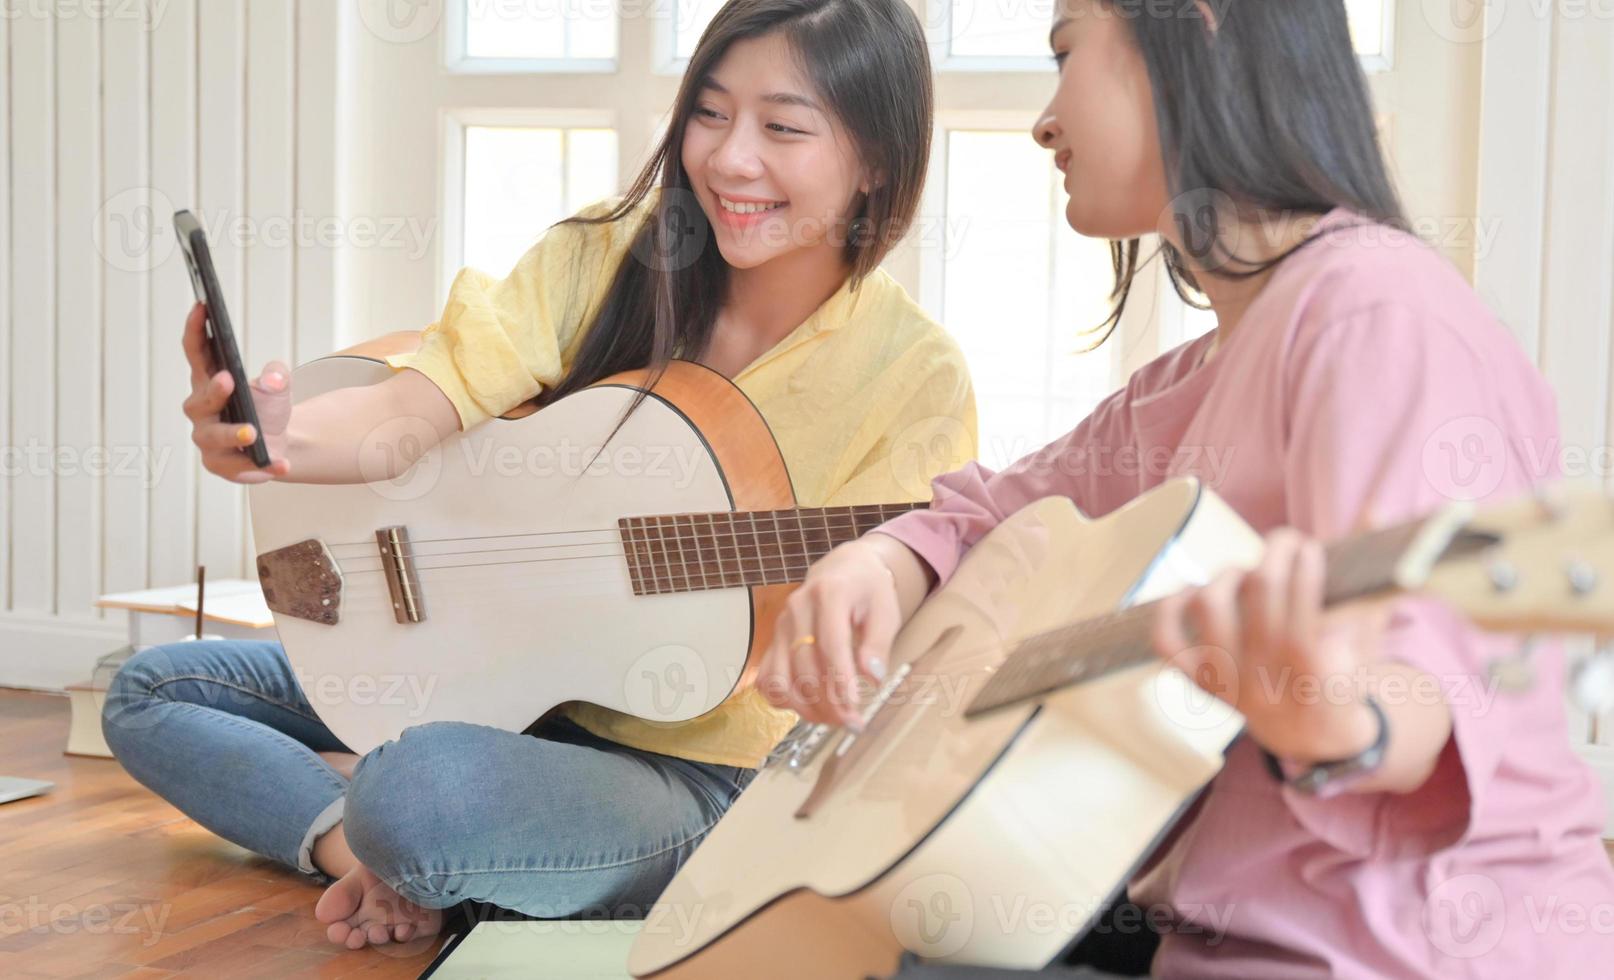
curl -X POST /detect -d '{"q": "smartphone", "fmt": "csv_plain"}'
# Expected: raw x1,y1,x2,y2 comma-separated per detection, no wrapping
173,210,272,468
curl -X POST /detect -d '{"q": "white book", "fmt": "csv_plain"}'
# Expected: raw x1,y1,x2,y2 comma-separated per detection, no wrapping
65,682,113,758
424,920,640,979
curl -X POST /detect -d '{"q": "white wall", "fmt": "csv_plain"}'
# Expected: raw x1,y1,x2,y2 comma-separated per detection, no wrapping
0,0,344,688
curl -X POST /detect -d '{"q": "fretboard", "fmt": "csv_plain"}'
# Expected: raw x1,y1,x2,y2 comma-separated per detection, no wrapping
618,502,929,595
964,514,1489,717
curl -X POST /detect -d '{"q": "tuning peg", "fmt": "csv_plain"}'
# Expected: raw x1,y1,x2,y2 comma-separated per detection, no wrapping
1488,635,1539,694
1488,558,1520,593
1566,559,1600,597
1571,643,1614,717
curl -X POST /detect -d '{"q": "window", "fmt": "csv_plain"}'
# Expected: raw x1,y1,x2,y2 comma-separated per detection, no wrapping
672,0,726,61
459,124,620,278
447,0,618,71
927,126,1118,465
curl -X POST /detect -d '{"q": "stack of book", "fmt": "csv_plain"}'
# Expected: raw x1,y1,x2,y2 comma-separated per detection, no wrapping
66,580,275,758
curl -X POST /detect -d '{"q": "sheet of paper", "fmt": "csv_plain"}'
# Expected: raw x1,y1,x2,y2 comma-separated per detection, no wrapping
173,590,275,628
97,579,263,614
427,920,640,980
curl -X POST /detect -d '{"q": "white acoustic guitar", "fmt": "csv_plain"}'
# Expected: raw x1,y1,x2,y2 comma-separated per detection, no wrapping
248,335,925,754
627,479,1614,979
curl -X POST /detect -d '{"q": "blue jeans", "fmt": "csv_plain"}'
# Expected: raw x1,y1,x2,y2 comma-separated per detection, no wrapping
102,639,755,917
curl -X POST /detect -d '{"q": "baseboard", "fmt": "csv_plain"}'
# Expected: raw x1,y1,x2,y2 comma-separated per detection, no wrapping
1573,742,1614,839
0,615,127,691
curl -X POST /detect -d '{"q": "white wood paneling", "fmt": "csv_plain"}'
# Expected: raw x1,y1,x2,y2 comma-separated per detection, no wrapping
0,3,10,613
102,3,154,599
1,0,342,689
9,12,55,616
1473,0,1554,354
295,0,343,366
244,0,296,567
195,0,249,579
147,0,199,590
56,11,103,624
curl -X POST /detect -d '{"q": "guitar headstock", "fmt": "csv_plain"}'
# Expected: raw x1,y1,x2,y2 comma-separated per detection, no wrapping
1398,483,1614,635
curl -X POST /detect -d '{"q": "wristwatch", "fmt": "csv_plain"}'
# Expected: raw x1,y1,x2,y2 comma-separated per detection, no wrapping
1260,696,1389,797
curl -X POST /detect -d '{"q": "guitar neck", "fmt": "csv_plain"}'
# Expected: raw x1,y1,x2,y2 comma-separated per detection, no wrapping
619,502,929,595
964,511,1499,717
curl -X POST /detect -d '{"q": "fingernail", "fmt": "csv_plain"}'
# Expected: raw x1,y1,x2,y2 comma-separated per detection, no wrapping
237,426,254,444
264,372,285,391
868,657,887,681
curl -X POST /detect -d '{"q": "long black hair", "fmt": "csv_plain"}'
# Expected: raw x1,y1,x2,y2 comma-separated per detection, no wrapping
540,0,933,405
1099,0,1410,341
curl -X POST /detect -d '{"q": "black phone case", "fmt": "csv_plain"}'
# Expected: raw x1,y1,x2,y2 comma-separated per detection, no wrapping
173,210,273,468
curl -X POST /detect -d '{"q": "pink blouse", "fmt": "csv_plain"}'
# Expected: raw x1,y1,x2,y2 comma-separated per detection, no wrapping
877,211,1614,977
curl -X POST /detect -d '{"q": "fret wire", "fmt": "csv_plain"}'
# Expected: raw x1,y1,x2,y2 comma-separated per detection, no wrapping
739,511,763,586
719,513,740,586
687,515,711,591
772,510,789,588
637,518,653,593
821,508,836,553
743,510,761,587
711,514,731,588
623,519,642,594
796,511,813,576
652,518,672,595
669,516,693,593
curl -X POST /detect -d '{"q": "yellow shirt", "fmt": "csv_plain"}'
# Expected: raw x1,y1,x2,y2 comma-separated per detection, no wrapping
388,194,977,767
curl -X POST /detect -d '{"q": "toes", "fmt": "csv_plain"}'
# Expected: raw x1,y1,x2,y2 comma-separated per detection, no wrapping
315,871,365,924
344,925,368,950
394,923,416,943
366,923,391,946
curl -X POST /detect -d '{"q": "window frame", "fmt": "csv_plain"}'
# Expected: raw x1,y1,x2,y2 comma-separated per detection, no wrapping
442,0,619,74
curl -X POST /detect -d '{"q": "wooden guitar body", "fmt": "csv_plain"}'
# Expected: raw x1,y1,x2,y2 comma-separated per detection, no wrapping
630,481,1258,978
248,338,798,754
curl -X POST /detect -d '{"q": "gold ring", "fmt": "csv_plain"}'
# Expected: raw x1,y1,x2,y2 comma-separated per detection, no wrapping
790,634,818,651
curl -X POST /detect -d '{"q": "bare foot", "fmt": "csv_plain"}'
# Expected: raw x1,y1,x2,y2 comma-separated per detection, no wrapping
314,861,443,950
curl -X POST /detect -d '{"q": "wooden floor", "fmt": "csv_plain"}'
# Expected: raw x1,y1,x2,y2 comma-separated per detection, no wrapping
0,689,441,979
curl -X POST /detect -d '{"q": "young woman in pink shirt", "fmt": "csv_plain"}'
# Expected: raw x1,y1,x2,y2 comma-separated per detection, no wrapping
757,1,1614,976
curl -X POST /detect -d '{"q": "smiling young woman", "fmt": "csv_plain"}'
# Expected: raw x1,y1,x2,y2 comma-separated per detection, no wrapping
103,0,976,956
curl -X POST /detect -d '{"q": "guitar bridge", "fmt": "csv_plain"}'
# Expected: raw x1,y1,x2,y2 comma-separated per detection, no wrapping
376,525,426,625
258,539,343,625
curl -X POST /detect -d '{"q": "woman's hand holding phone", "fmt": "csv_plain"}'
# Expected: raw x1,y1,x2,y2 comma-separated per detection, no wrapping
181,302,293,483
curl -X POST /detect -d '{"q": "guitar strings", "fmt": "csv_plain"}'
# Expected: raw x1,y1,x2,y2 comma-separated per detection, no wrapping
316,505,924,554
327,556,829,616
316,517,904,569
